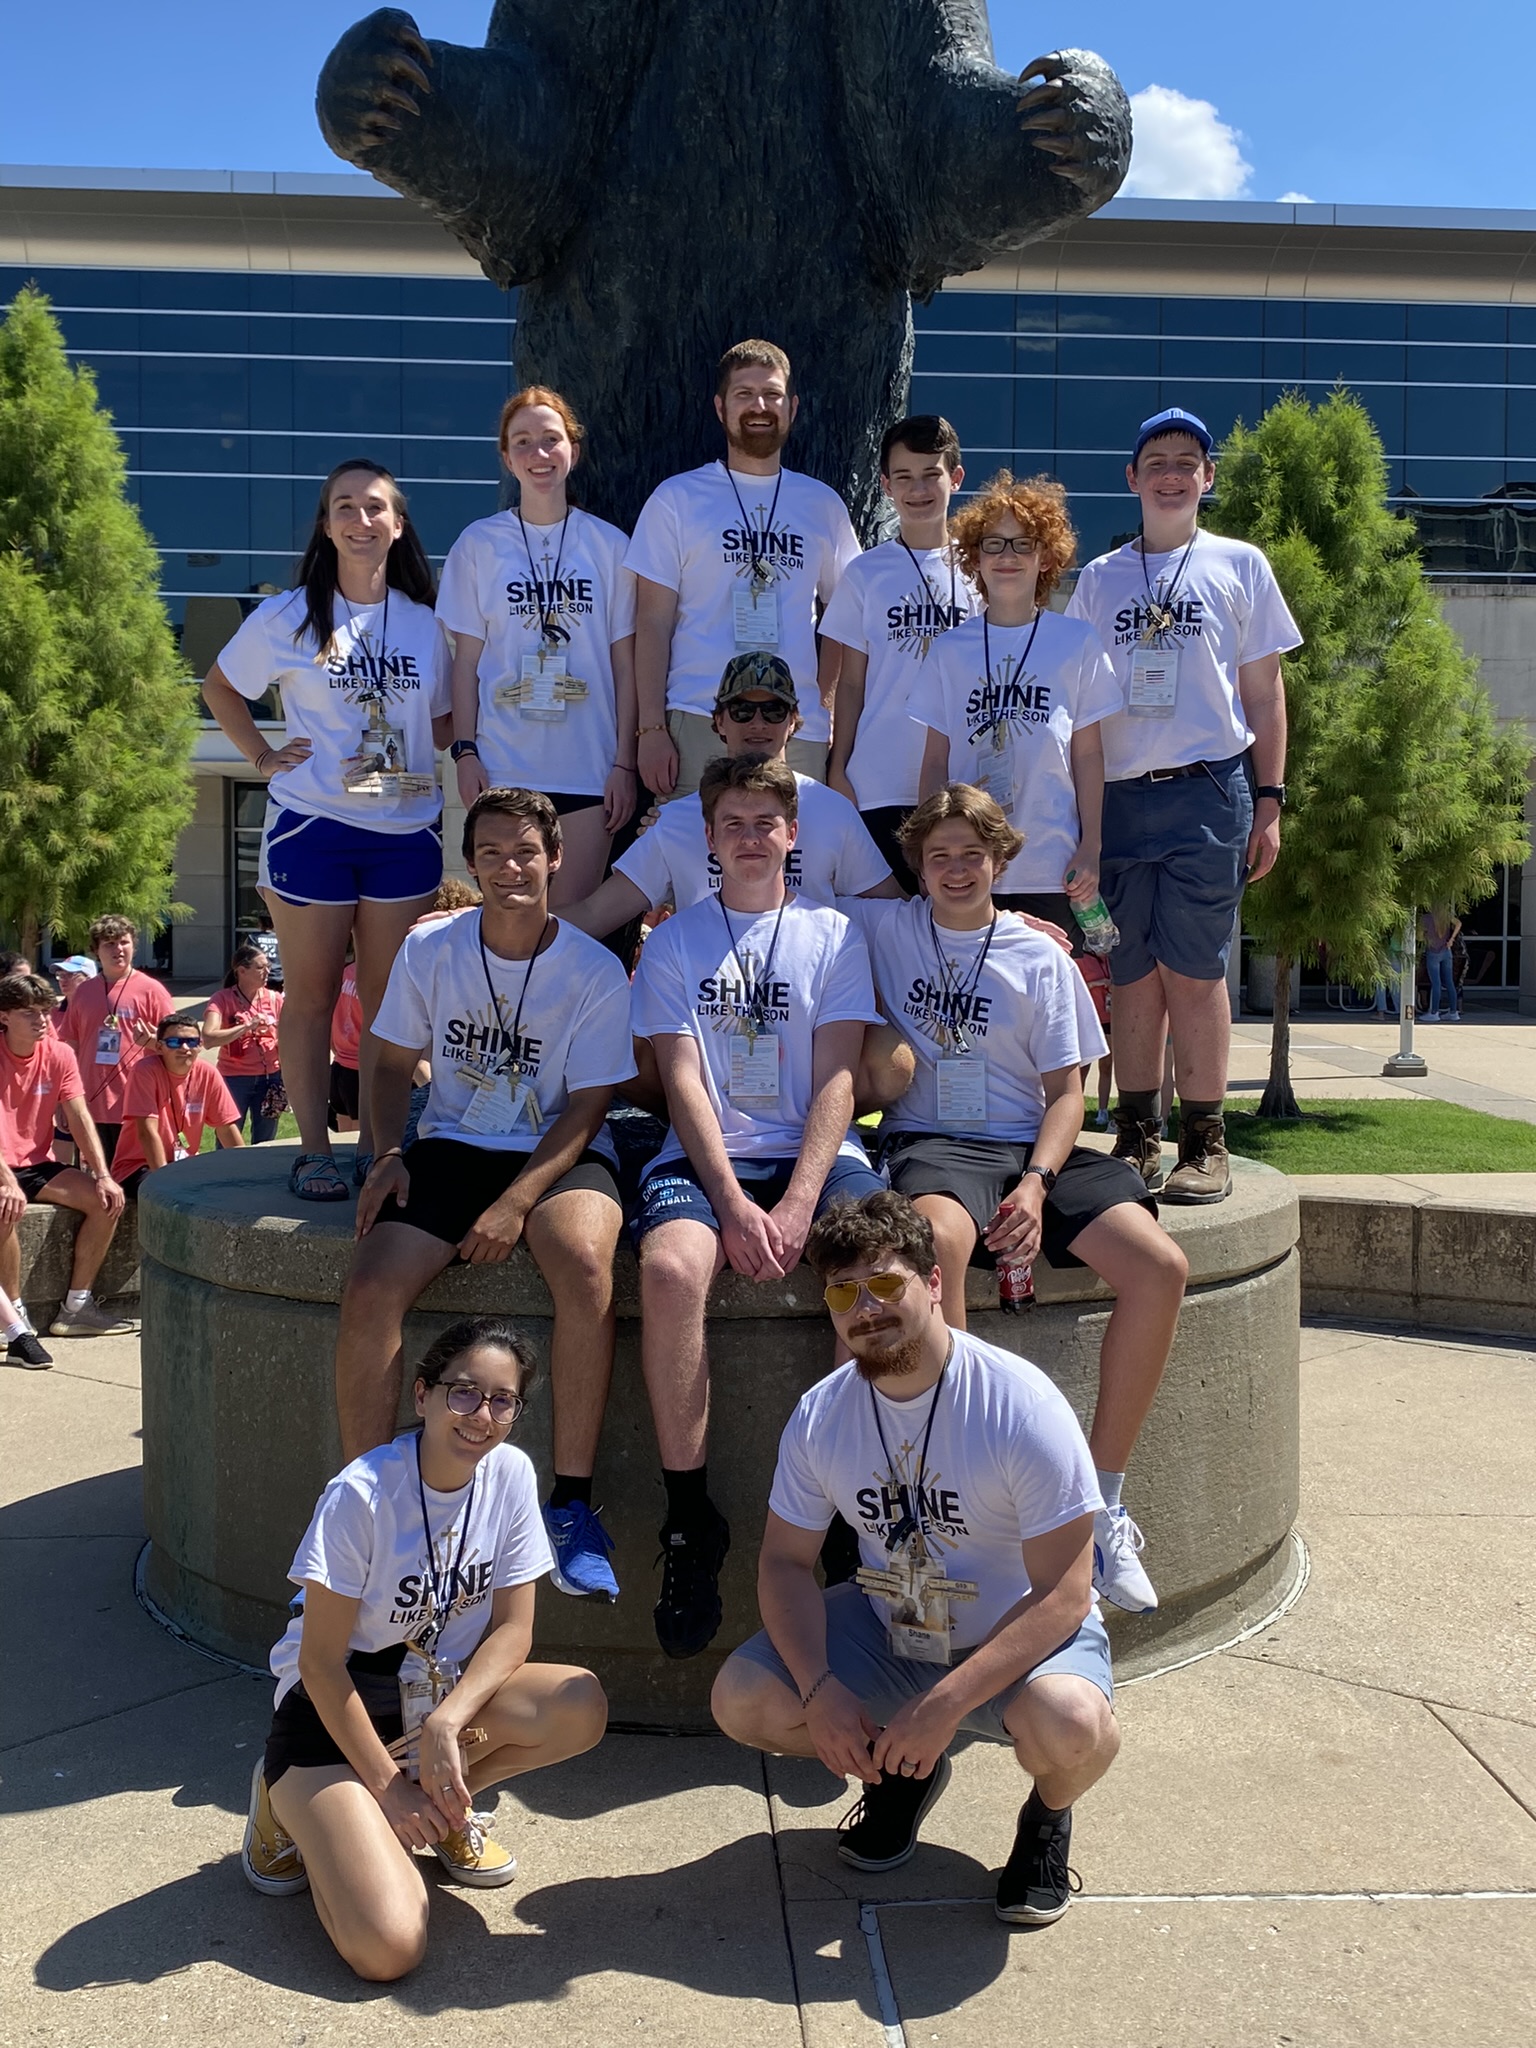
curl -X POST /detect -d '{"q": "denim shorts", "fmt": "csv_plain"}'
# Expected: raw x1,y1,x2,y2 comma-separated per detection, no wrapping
730,1580,1114,1743
1099,755,1252,985
632,1150,885,1244
259,804,443,907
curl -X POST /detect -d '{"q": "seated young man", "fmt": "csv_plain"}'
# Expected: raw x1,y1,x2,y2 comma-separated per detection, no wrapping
848,785,1188,1612
712,1190,1120,1928
336,788,638,1604
111,1014,245,1197
0,973,132,1354
629,754,885,1660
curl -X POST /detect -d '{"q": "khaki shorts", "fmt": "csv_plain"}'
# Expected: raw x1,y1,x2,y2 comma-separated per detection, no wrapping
665,710,828,801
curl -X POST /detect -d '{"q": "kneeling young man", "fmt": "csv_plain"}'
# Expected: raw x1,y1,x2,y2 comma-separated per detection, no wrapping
336,789,637,1604
629,754,885,1659
713,1190,1119,1926
851,785,1188,1611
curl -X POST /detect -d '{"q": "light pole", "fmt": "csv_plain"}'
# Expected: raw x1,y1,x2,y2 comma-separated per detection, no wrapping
1383,914,1428,1077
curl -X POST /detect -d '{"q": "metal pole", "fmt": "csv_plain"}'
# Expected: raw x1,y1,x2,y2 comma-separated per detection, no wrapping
1383,914,1427,1076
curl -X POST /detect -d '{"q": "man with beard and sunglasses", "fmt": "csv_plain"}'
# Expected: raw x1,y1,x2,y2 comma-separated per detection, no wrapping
626,341,860,802
712,1189,1120,1931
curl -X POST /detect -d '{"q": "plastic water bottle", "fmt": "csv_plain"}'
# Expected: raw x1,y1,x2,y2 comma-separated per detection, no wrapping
1070,893,1119,957
997,1254,1035,1314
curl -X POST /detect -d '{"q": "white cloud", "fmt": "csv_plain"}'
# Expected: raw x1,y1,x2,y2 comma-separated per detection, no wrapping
1123,84,1252,200
1277,190,1316,204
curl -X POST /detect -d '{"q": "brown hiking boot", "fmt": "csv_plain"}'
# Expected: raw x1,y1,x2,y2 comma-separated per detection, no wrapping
1163,1112,1233,1204
1110,1109,1166,1193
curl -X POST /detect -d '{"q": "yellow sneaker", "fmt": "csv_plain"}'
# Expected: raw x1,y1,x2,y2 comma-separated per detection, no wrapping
433,1813,517,1888
241,1760,308,1896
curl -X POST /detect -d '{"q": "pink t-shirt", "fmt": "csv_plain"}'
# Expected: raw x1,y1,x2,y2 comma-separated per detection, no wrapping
0,1036,84,1170
58,969,174,1124
330,968,362,1071
111,1057,240,1182
205,986,284,1078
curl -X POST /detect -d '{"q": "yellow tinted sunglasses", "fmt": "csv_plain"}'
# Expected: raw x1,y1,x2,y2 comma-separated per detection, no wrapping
822,1271,911,1315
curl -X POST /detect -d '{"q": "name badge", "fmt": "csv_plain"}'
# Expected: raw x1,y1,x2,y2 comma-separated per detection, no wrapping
856,1546,978,1667
936,1056,987,1125
1129,641,1179,717
732,584,779,651
973,725,1017,817
522,648,567,721
458,1066,532,1136
728,1031,780,1099
95,1024,122,1065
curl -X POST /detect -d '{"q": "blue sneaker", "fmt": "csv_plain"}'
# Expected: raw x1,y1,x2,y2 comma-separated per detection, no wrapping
543,1500,620,1602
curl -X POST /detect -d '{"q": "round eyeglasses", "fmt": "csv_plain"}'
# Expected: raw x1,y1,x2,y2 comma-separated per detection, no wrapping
822,1271,912,1315
439,1380,524,1425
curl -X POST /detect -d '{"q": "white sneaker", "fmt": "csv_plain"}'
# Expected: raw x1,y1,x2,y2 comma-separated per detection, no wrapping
1093,1506,1158,1613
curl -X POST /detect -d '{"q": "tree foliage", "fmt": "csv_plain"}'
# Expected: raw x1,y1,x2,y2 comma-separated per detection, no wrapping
1206,389,1529,1116
0,285,196,955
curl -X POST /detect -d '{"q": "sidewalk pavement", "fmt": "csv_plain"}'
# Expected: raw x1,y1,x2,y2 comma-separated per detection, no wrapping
3,1323,1534,2048
1230,1013,1536,1124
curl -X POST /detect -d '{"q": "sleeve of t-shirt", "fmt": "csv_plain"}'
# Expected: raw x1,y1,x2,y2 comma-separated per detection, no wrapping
1238,552,1304,663
142,977,175,1026
608,551,638,643
1002,1376,1104,1542
1071,625,1125,728
767,1398,837,1532
289,1472,376,1599
813,921,881,1029
564,956,642,1090
613,815,677,910
1063,565,1102,633
622,485,683,594
52,1042,85,1105
122,1058,163,1121
434,530,486,640
831,801,894,897
370,934,433,1053
818,557,868,652
491,1455,556,1589
819,498,862,603
217,600,284,700
1026,946,1106,1072
629,922,693,1039
426,616,452,718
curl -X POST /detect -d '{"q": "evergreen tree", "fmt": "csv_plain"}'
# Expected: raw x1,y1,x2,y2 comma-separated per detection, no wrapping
1207,390,1528,1117
0,286,196,959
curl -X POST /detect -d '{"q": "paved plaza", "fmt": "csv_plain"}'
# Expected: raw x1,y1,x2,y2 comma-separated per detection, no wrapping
1229,1013,1536,1124
3,1316,1533,2048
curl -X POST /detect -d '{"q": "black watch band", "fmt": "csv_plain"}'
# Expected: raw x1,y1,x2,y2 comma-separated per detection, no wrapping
1024,1163,1057,1192
449,739,481,763
1254,782,1286,808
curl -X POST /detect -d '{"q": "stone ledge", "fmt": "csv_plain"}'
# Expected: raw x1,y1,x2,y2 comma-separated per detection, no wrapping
14,1200,140,1318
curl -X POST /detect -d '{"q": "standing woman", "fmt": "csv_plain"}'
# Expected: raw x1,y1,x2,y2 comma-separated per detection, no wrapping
439,387,638,903
203,462,452,1201
202,943,285,1143
241,1315,607,1981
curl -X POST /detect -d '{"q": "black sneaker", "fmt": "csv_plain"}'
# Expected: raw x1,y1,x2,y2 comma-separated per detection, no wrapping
836,1752,952,1872
653,1502,730,1660
995,1792,1080,1926
7,1331,53,1370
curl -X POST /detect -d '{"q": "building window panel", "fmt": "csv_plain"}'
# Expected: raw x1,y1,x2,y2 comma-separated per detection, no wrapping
1056,378,1161,449
139,357,249,430
1406,342,1506,386
1058,335,1159,378
1405,385,1506,459
914,292,1014,333
1162,296,1264,338
401,360,514,439
292,359,403,435
1160,337,1262,380
1407,304,1507,345
1305,301,1405,341
911,331,1015,377
1304,341,1405,386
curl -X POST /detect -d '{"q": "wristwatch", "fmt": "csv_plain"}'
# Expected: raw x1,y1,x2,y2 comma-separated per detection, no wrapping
1254,783,1287,808
1023,1163,1057,1192
449,739,481,763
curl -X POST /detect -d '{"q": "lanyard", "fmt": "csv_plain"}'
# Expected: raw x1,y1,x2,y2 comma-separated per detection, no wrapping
101,973,132,1027
413,1434,477,1638
723,461,783,589
1137,527,1199,639
717,894,788,1034
868,1350,950,1552
476,911,551,1076
927,907,997,1055
340,586,391,679
517,507,572,647
232,987,273,1071
899,539,958,628
976,608,1044,742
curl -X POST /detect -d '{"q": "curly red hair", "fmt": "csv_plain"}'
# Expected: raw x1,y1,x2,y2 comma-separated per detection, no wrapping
950,471,1076,603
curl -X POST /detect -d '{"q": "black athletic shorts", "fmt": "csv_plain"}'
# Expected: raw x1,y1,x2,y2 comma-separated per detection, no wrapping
118,1167,148,1201
994,892,1082,956
548,792,604,817
15,1160,70,1201
372,1135,621,1248
327,1059,360,1126
859,805,920,896
264,1646,406,1787
882,1133,1154,1269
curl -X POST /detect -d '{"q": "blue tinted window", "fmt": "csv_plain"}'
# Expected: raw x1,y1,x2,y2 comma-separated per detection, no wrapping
59,310,140,351
1162,297,1262,337
1507,388,1536,464
1306,302,1404,340
1161,338,1262,380
909,371,1010,453
139,357,248,429
293,359,402,434
1014,296,1056,335
1057,379,1159,449
1407,305,1506,343
402,361,511,438
1408,342,1504,386
1402,458,1509,499
1407,384,1505,457
1263,342,1306,383
1305,340,1404,387
1058,334,1158,378
1058,297,1152,335
1263,301,1306,339
1011,375,1056,453
916,292,1014,333
138,474,252,553
912,331,1014,377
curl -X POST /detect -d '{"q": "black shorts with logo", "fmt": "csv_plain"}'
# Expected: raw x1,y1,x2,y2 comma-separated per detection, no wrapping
882,1132,1154,1269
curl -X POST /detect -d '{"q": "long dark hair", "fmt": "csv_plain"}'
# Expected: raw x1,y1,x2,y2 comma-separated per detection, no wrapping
293,459,436,654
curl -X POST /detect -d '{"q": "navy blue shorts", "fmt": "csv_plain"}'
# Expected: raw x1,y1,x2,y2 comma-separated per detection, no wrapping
259,804,443,908
1100,755,1252,985
632,1149,885,1244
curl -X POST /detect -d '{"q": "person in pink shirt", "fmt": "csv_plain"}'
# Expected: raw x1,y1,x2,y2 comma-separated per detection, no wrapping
202,945,286,1143
0,973,131,1357
329,963,363,1136
56,915,173,1167
112,1017,246,1198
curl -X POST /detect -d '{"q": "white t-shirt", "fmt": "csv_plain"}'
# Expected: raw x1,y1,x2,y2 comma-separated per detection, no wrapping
770,1331,1102,1650
270,1434,552,1704
436,507,637,799
615,773,890,911
820,539,982,808
218,587,450,833
917,611,1122,894
629,895,880,1171
1066,531,1303,781
623,462,860,743
372,911,637,1164
848,897,1106,1142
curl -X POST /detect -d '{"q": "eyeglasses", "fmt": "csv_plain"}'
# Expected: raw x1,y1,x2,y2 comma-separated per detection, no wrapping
440,1380,524,1425
723,697,793,724
822,1270,912,1315
978,534,1040,556
162,1035,202,1050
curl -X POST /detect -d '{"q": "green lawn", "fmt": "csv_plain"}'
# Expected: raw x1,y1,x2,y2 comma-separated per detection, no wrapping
1190,1097,1536,1175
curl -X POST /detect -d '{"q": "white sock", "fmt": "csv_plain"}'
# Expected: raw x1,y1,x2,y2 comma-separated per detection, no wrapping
1,1317,24,1343
65,1288,91,1313
1096,1468,1125,1512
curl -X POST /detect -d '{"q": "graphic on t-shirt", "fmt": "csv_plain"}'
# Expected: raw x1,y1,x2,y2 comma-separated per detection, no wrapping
1110,595,1206,650
722,496,808,592
963,652,1054,735
853,1450,972,1557
439,1000,544,1085
696,944,792,1040
899,971,994,1050
388,1553,497,1635
504,535,596,637
887,592,970,662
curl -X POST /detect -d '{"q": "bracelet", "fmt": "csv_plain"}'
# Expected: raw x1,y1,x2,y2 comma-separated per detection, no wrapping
636,723,667,737
799,1667,835,1710
254,747,273,773
375,1148,404,1164
614,762,637,773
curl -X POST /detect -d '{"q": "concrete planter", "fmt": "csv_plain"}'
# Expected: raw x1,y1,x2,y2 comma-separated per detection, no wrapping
138,1145,1302,1726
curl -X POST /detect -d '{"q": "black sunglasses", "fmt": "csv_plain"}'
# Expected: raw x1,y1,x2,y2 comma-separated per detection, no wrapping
723,697,793,724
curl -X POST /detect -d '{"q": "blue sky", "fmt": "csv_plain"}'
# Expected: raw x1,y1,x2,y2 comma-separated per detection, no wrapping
4,1,1532,210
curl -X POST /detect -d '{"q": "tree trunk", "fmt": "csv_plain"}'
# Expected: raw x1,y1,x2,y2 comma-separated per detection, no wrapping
18,910,39,968
1259,947,1302,1119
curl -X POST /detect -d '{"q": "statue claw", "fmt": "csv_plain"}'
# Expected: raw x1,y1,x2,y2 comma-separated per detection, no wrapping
1019,52,1068,83
1015,82,1063,114
375,84,423,118
1020,108,1071,134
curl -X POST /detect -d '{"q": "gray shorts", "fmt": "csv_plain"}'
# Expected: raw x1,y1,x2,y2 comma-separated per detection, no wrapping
730,1580,1113,1744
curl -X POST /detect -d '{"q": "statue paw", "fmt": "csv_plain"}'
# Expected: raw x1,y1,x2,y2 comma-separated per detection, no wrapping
1016,49,1132,202
317,7,434,166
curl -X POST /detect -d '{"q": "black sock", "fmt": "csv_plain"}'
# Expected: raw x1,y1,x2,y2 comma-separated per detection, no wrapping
663,1465,710,1524
1179,1099,1223,1122
548,1474,593,1511
1117,1088,1160,1123
1026,1787,1070,1819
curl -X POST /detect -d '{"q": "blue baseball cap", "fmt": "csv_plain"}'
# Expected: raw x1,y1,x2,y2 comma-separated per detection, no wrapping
1133,408,1214,464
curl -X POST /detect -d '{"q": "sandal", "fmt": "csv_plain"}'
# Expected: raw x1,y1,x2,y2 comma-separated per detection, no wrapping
289,1153,350,1202
352,1151,374,1188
